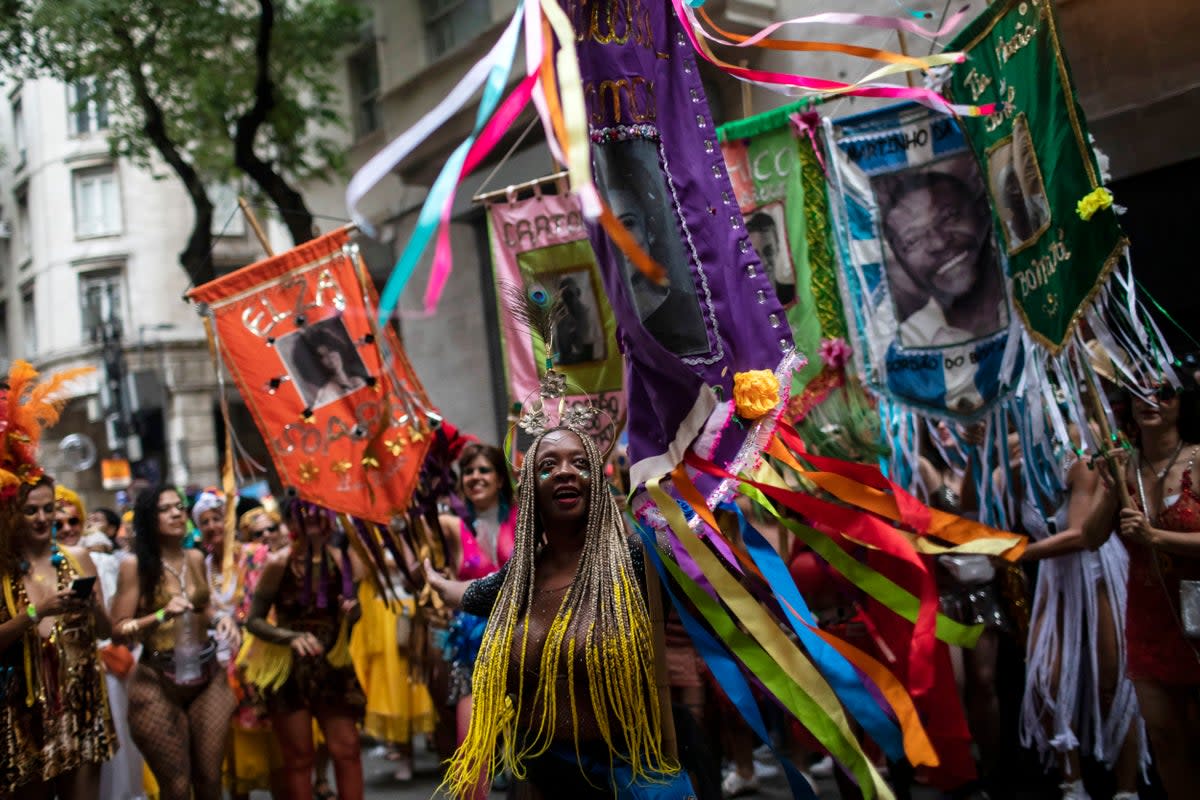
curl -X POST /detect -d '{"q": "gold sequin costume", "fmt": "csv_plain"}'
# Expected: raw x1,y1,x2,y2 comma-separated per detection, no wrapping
1,552,116,788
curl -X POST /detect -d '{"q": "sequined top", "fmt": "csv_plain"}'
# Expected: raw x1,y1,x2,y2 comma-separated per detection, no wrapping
1126,448,1200,684
1,556,116,788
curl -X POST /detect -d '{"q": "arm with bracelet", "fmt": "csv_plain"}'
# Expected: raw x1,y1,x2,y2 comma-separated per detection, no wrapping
0,600,41,652
110,557,185,642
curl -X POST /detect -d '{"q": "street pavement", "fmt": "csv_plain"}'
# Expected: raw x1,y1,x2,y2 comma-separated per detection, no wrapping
247,740,945,799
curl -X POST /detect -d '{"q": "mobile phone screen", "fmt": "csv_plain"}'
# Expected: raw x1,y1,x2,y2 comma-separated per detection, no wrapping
70,576,97,599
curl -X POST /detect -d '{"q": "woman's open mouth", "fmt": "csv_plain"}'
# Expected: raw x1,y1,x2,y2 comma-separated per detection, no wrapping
553,486,583,509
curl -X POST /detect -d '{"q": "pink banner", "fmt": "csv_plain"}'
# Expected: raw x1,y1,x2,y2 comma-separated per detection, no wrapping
486,192,625,452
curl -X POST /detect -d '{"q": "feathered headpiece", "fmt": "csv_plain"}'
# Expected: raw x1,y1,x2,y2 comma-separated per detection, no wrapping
0,360,93,502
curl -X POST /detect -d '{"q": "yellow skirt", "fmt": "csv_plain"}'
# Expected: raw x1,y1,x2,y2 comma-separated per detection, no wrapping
349,582,436,744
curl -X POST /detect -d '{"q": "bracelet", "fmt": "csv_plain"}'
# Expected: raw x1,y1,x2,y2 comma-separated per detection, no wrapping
154,608,167,623
118,619,141,637
25,604,37,623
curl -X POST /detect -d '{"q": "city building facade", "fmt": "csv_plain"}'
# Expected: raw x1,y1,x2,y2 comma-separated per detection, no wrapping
0,76,260,508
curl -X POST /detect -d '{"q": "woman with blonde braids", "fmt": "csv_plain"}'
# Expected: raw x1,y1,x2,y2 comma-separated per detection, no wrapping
424,426,685,798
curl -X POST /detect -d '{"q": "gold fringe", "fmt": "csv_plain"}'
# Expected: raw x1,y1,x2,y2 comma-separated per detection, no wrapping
236,633,293,693
326,617,353,668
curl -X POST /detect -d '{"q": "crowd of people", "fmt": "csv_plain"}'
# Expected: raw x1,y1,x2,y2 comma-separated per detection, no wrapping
1,356,1199,800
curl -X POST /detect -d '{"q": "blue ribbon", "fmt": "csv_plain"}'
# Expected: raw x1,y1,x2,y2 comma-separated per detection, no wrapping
375,0,525,326
726,503,905,762
634,524,818,800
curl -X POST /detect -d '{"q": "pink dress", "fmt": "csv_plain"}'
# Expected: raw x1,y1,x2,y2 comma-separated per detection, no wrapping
457,508,516,581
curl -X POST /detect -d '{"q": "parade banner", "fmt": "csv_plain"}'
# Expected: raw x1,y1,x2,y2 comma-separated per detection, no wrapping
720,103,852,412
573,0,801,492
946,0,1126,351
721,114,826,392
825,103,1014,419
485,191,625,452
188,229,434,524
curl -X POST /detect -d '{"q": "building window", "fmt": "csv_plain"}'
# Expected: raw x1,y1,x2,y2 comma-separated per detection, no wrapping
73,166,122,238
348,44,380,138
12,98,26,170
67,79,109,136
79,269,126,339
0,301,9,360
15,191,30,263
20,287,35,357
210,182,246,237
421,0,490,60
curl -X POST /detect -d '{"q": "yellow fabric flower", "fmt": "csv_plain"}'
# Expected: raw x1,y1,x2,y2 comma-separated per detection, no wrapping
1076,187,1113,221
733,370,780,420
361,455,380,470
331,460,352,475
298,461,319,483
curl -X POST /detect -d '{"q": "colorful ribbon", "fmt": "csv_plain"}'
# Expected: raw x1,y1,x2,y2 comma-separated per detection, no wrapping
635,524,819,800
646,477,894,799
671,0,993,117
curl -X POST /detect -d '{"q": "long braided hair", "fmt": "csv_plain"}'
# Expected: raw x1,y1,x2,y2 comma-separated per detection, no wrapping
444,427,671,796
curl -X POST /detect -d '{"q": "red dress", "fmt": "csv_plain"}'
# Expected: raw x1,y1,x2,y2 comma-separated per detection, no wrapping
1125,452,1200,684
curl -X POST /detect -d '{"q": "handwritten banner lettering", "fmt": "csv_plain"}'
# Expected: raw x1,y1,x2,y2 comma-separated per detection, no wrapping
946,0,1126,351
188,229,433,523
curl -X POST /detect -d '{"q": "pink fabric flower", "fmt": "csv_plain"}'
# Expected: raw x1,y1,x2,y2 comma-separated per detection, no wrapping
818,338,852,371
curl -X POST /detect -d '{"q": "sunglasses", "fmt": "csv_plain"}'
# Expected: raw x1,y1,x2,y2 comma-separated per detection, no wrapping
254,524,281,537
157,502,186,514
61,517,81,527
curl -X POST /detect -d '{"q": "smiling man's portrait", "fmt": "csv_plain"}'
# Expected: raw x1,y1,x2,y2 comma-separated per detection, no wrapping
875,157,1007,348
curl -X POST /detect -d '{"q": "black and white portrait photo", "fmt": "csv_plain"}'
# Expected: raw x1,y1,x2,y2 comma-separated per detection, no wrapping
874,154,1007,349
746,203,795,308
593,138,709,357
554,271,605,366
276,316,371,409
988,115,1050,253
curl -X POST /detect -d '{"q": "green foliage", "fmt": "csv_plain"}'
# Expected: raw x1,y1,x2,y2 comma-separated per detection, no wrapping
0,0,365,188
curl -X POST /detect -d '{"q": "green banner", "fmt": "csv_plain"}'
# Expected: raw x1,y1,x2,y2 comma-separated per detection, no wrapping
946,0,1126,352
719,102,846,392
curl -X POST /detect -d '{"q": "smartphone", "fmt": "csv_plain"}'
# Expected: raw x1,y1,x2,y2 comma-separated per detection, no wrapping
70,576,97,599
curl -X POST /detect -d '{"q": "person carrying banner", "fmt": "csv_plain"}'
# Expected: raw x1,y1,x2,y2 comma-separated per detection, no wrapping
1017,425,1144,800
1085,381,1200,798
242,501,366,800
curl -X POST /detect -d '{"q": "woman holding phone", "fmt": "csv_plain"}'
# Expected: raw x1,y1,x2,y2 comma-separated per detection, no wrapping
0,363,116,800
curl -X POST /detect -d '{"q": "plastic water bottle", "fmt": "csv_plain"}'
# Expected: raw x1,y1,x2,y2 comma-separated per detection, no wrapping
173,610,202,684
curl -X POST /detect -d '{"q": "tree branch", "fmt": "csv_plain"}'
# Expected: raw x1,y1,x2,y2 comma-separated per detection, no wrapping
234,0,315,245
112,24,215,286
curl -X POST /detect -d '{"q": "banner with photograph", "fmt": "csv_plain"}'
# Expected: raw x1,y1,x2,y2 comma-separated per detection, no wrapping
720,106,850,404
946,0,1126,351
825,103,1015,419
485,192,624,453
188,229,434,524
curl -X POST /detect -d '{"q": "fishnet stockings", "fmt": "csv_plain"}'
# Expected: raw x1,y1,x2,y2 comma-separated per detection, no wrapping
127,665,236,800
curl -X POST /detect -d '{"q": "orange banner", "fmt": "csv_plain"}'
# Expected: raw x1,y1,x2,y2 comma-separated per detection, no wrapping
188,229,434,523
